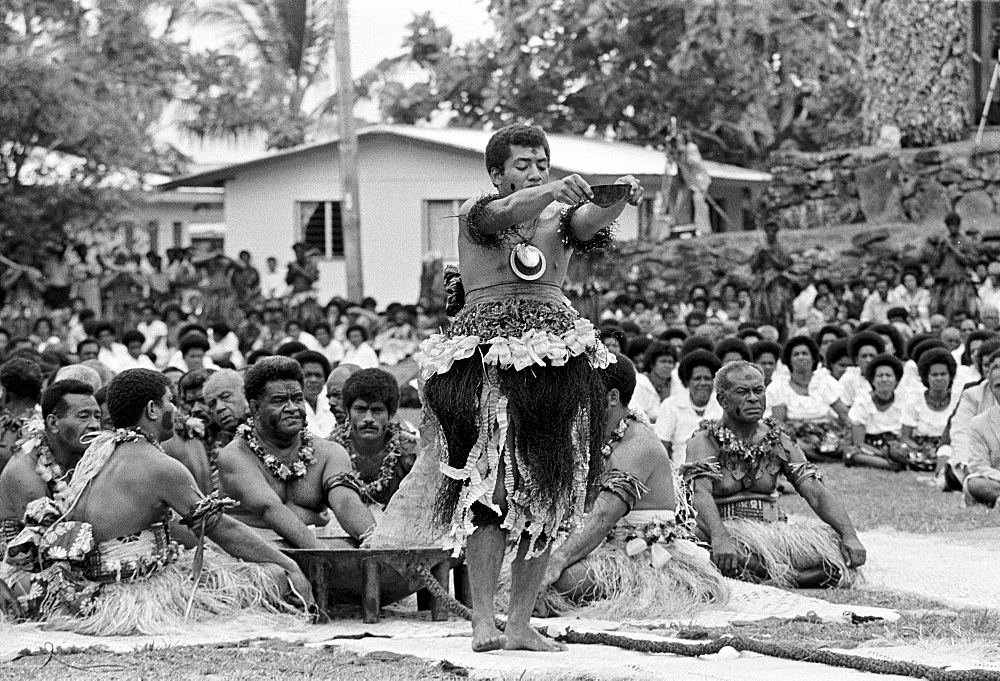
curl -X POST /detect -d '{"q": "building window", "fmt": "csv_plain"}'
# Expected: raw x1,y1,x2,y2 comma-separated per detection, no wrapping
298,201,343,258
423,199,462,262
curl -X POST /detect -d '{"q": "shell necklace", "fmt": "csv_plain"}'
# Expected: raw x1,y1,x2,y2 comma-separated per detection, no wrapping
510,218,546,281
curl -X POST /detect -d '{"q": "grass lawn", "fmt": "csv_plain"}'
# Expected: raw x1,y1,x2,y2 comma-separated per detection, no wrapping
779,463,1000,533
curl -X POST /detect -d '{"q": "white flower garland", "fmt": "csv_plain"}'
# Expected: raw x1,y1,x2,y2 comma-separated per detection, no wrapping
237,417,315,480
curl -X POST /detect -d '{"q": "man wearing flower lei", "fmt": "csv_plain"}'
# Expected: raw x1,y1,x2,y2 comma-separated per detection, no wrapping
0,368,313,632
373,124,642,653
328,369,417,523
0,357,44,477
537,355,728,619
0,380,101,560
683,361,867,589
217,357,377,548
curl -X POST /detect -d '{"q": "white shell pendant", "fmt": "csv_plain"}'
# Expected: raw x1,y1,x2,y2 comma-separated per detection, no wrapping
510,243,547,281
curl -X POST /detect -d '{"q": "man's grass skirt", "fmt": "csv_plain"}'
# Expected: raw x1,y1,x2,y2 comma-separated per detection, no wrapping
4,547,300,636
723,516,857,588
497,511,729,619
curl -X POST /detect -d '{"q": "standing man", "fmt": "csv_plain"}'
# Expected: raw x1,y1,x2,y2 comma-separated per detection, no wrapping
232,250,262,308
375,124,641,652
933,212,976,319
749,219,794,339
287,243,320,327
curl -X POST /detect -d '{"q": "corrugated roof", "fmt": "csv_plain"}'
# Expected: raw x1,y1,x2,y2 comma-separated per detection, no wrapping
158,124,771,190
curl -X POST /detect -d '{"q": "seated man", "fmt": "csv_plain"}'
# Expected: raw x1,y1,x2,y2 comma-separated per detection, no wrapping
0,380,101,555
217,357,375,548
204,368,250,449
327,369,418,534
937,338,1000,488
962,365,1000,507
0,357,43,475
163,368,216,494
326,363,361,425
540,355,727,617
1,368,312,631
684,360,867,588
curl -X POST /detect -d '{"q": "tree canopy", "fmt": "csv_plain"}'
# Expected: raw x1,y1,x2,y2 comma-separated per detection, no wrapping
360,0,866,167
0,0,195,259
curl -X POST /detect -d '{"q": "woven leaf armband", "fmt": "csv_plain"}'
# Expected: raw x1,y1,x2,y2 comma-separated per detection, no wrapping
326,471,374,504
464,194,524,248
599,469,649,514
559,204,617,253
786,461,824,489
680,459,723,485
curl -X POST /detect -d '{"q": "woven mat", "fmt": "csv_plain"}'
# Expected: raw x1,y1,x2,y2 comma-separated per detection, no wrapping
858,527,1000,610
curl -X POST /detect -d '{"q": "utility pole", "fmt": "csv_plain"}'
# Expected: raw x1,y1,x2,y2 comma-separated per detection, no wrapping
333,0,363,301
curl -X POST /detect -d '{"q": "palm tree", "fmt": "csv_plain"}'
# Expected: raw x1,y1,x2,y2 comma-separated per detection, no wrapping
183,0,337,149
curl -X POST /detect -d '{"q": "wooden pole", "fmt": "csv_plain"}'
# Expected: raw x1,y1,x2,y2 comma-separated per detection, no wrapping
333,0,363,301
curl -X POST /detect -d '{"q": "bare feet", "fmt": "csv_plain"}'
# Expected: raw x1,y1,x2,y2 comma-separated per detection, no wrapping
503,625,567,652
471,617,507,652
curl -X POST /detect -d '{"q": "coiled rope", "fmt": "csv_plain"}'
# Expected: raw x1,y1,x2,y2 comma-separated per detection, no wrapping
408,564,1000,681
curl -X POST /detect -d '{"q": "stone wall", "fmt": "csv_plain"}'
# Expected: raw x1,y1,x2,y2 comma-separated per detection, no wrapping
764,139,1000,232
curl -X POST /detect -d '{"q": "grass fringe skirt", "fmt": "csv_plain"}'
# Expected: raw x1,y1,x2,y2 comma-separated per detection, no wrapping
42,549,302,636
724,519,858,588
495,539,729,620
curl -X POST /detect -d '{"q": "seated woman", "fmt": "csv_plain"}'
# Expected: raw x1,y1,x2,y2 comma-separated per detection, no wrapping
768,336,850,461
838,331,885,407
825,338,852,381
629,342,677,423
846,353,908,470
814,324,846,378
900,348,960,471
714,337,752,365
751,340,782,387
653,350,723,466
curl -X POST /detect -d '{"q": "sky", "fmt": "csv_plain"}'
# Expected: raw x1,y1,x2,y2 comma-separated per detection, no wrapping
170,0,493,165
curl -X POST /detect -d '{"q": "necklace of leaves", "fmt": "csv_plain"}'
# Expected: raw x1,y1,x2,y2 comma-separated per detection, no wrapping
601,410,640,461
704,417,783,472
332,420,404,500
237,417,315,481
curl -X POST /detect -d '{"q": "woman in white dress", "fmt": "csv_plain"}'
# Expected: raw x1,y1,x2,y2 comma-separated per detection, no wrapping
768,336,850,461
900,348,960,471
629,342,677,423
846,353,908,470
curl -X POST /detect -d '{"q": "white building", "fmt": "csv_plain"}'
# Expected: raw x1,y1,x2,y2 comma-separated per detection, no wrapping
160,125,770,304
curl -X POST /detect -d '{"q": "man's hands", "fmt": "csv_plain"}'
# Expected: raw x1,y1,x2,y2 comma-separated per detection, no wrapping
550,174,645,207
839,535,867,569
710,533,740,577
552,174,594,205
615,175,645,206
0,580,22,619
286,566,316,611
